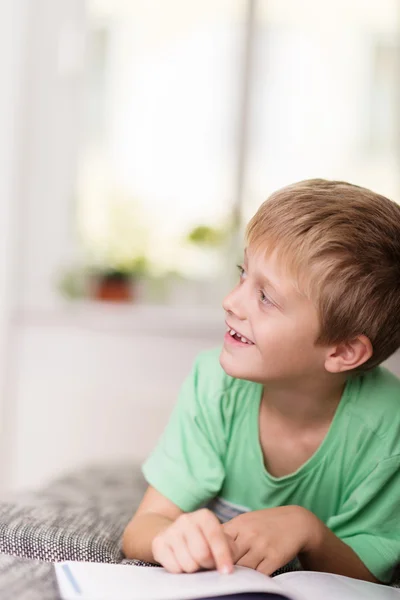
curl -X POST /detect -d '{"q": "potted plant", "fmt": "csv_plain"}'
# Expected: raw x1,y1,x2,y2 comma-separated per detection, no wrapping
89,255,149,303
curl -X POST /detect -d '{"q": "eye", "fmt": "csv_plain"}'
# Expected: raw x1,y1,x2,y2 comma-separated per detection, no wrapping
259,290,273,306
236,264,246,280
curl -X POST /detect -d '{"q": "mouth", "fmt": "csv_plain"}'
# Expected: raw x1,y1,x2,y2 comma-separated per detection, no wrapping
225,322,254,346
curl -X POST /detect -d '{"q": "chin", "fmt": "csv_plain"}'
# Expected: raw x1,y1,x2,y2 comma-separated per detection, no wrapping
219,349,252,380
220,348,276,383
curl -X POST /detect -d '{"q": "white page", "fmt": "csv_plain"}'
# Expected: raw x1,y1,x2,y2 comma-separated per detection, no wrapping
277,571,400,600
55,561,303,600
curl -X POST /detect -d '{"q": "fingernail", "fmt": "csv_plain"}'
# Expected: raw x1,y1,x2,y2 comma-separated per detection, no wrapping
220,565,232,575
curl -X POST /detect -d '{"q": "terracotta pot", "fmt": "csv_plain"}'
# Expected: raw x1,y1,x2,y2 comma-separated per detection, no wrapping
92,272,134,303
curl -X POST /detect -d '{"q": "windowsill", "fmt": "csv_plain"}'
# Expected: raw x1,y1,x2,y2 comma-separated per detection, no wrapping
14,300,224,338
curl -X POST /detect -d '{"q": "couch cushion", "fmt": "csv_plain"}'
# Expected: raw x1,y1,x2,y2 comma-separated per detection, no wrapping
0,554,58,600
0,463,147,563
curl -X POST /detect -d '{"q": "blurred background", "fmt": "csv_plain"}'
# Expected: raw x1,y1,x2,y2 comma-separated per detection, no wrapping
0,0,400,494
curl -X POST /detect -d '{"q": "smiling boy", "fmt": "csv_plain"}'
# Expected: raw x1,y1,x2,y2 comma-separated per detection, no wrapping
123,179,400,584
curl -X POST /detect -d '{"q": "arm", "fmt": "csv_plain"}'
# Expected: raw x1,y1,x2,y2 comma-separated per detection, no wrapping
299,508,380,583
122,485,183,562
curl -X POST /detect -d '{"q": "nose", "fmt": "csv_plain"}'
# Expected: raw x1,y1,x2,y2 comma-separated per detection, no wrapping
222,283,247,321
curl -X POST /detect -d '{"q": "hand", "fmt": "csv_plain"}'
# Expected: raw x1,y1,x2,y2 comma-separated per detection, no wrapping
222,506,320,576
152,508,236,574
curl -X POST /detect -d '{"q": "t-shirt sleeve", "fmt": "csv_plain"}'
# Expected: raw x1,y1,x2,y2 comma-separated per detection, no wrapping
142,352,227,512
327,455,400,583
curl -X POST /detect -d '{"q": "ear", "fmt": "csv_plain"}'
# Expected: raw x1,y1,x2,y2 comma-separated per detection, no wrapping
324,335,373,373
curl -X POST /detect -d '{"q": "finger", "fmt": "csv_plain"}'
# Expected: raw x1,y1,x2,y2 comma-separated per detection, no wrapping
183,524,215,570
197,513,234,573
225,533,241,564
236,548,261,571
170,531,201,573
221,520,236,537
222,522,240,550
225,533,236,551
255,548,282,576
255,557,275,576
152,537,182,574
236,548,280,576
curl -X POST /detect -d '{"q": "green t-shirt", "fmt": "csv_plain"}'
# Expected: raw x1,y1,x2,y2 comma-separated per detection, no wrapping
143,348,400,582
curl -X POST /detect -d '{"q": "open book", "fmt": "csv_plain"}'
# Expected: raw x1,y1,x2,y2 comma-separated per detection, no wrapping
55,561,400,600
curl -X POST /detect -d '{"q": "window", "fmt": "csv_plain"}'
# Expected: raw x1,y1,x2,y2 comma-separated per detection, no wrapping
71,0,400,306
76,0,247,305
241,0,400,222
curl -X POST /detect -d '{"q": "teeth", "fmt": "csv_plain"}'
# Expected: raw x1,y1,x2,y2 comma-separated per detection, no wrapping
226,325,254,345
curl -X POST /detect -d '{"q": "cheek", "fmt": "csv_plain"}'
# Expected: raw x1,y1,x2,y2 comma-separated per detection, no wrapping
255,318,317,356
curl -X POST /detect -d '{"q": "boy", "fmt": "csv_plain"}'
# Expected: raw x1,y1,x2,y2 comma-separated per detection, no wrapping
123,179,400,584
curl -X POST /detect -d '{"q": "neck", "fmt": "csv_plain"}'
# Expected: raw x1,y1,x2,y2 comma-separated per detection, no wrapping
262,373,348,427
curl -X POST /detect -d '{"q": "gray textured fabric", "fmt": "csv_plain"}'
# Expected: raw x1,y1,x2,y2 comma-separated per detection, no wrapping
0,463,148,599
0,554,58,600
0,463,147,564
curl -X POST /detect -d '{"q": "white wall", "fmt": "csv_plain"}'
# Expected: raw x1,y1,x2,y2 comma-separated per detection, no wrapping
384,351,400,379
7,306,223,493
0,0,30,494
0,0,87,494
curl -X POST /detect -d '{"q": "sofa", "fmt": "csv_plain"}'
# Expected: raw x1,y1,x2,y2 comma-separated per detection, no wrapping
0,463,151,599
0,462,398,600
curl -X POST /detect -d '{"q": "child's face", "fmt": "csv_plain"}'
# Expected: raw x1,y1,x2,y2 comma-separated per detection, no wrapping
220,247,328,384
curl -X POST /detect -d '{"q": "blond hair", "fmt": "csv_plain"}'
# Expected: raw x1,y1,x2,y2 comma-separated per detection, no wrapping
246,179,400,371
